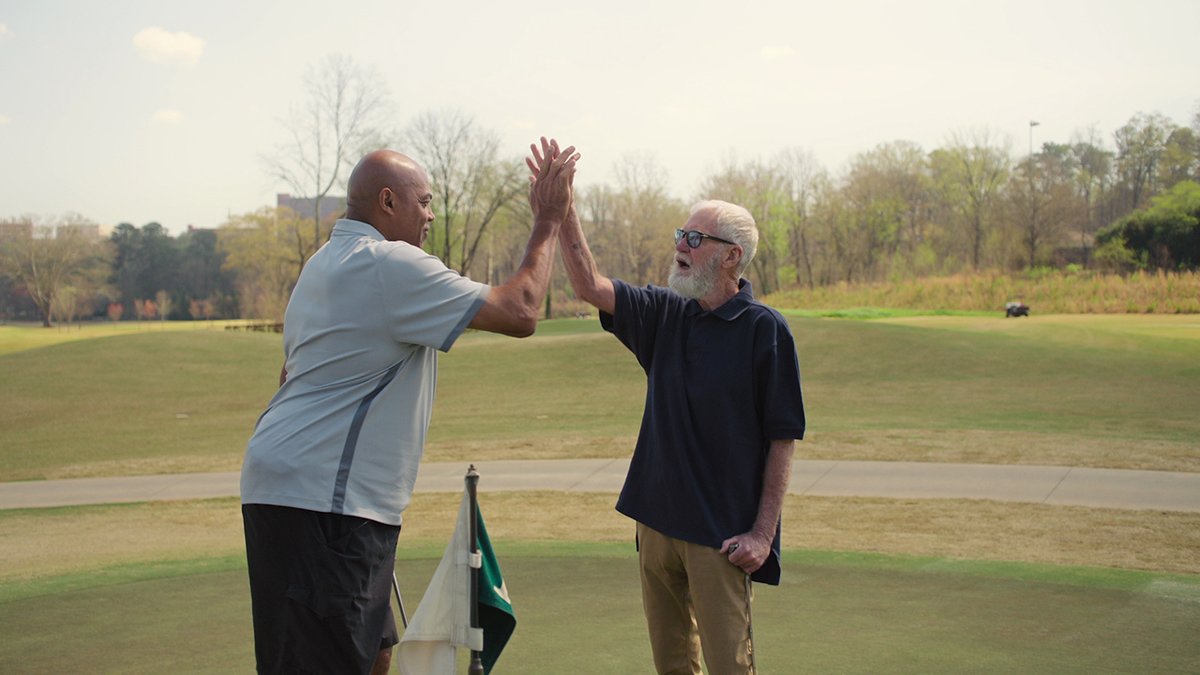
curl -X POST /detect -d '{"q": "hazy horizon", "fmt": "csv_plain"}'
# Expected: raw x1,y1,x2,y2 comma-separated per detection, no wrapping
1,0,1197,235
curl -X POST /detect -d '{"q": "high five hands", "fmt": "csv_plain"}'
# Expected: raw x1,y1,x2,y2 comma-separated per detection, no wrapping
526,137,580,221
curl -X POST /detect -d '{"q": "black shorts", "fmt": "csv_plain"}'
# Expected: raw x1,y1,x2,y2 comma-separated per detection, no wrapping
242,504,401,675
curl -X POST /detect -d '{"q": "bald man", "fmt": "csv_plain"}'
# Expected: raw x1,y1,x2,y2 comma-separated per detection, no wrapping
241,140,578,675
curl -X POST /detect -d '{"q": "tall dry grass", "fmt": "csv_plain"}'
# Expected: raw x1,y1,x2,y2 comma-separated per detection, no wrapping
766,270,1200,314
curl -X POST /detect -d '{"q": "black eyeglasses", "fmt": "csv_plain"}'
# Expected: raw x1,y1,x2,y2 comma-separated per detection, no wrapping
675,229,736,249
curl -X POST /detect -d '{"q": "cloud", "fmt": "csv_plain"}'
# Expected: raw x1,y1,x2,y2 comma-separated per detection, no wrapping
133,27,205,66
153,109,184,123
0,114,10,125
759,45,794,61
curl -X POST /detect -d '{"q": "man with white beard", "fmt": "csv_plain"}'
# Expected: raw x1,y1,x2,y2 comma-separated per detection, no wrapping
552,194,807,674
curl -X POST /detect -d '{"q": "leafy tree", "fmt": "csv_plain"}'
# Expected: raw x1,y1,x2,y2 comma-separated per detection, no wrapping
1007,144,1079,268
108,222,179,315
174,227,235,318
1160,126,1199,187
838,141,932,279
109,223,141,309
0,256,19,322
1113,112,1174,213
219,208,307,321
1097,180,1200,270
931,131,1011,269
1068,130,1115,267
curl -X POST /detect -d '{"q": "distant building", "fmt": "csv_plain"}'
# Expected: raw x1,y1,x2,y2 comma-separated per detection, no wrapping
0,220,33,241
55,223,102,241
276,193,346,223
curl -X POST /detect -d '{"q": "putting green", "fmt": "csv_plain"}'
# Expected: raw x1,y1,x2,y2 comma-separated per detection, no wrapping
1,547,1197,673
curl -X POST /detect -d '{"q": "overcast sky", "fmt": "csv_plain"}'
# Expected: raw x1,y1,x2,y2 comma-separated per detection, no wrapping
1,0,1197,234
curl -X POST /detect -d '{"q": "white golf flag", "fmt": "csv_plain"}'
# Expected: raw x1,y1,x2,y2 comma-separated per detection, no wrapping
395,491,482,674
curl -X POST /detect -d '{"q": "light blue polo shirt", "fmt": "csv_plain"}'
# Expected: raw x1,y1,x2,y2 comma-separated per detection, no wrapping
240,219,489,525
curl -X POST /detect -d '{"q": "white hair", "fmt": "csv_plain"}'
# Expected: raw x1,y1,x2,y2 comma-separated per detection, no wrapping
690,199,758,277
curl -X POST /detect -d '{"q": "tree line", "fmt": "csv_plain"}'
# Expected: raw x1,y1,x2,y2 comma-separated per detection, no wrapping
2,55,1196,326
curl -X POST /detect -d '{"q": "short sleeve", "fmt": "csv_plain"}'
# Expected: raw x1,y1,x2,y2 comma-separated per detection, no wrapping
601,279,674,371
757,313,806,440
377,243,489,351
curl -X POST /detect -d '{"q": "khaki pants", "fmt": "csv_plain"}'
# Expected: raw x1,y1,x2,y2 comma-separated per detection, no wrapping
637,522,755,674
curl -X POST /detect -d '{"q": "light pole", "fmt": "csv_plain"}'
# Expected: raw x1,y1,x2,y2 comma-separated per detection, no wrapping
1028,120,1040,158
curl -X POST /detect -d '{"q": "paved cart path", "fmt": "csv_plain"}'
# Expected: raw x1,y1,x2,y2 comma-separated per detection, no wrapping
2,459,1198,512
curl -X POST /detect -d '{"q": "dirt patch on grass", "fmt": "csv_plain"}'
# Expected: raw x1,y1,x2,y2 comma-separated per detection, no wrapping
10,493,1193,586
0,500,245,583
786,496,1200,574
36,454,243,481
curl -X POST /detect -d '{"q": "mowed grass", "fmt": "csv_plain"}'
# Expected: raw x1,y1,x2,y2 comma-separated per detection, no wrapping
2,307,1199,673
0,329,282,479
2,313,1199,480
1,491,1199,672
2,543,1198,674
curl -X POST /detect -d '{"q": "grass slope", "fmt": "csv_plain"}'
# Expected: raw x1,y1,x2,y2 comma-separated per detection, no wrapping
2,314,1198,480
0,330,281,479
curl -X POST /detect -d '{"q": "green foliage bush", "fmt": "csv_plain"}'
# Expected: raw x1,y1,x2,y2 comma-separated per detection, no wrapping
1098,181,1200,271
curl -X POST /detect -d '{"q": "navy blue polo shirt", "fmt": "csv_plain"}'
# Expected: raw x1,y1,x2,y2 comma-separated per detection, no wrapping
601,278,806,585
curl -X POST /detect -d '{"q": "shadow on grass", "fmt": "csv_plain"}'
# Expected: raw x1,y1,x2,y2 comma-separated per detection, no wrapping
2,545,1198,674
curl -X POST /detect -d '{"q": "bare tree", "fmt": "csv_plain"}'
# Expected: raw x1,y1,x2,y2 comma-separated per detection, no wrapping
1007,145,1079,268
264,54,393,269
0,216,110,327
573,154,685,289
612,153,683,285
697,155,788,294
775,148,828,289
403,109,526,276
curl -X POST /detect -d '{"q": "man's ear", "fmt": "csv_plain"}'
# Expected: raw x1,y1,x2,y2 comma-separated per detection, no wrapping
724,245,743,270
380,188,395,212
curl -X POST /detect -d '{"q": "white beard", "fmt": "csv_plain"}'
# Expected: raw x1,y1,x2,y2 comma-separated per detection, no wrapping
668,253,722,300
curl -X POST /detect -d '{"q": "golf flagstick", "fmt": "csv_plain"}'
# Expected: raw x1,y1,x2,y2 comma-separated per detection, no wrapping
467,465,485,675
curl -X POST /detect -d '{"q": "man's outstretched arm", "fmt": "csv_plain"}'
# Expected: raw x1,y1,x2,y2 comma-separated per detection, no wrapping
470,137,579,337
556,204,615,315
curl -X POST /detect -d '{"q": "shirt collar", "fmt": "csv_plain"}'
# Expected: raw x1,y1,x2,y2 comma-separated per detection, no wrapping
683,278,756,320
332,218,386,241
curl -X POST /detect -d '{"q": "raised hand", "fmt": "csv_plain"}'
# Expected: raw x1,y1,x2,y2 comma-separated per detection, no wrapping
526,136,579,222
